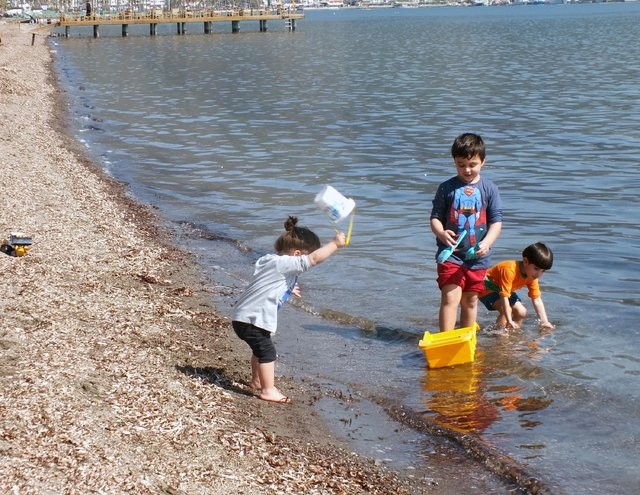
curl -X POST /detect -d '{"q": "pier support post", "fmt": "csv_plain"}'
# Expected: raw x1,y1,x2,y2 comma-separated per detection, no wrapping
291,19,296,32
259,20,267,32
204,21,212,34
65,26,70,37
231,20,240,33
122,24,128,37
93,25,99,38
149,23,156,36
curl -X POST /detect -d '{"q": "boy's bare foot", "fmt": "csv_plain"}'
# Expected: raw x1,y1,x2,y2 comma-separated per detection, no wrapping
259,395,291,404
259,389,291,404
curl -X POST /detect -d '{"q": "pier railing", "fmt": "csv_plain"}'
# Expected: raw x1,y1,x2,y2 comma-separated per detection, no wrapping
58,8,304,27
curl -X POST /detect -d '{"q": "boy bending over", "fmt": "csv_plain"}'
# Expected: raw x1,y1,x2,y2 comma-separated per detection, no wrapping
480,242,555,331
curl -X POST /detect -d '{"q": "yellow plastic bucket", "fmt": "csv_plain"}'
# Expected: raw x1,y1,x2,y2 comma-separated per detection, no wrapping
418,322,479,368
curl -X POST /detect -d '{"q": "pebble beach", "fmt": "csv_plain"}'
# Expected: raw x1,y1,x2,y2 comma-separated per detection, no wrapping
0,21,422,495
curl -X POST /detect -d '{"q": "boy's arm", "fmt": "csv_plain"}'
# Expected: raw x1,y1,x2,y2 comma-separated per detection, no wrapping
308,232,346,266
474,221,502,258
531,297,555,330
498,295,519,330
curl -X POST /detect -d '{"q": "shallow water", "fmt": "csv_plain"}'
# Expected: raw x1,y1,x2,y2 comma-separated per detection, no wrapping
52,4,640,493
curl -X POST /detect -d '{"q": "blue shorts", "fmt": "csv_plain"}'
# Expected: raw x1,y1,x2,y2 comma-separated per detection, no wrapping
232,321,277,363
480,291,522,311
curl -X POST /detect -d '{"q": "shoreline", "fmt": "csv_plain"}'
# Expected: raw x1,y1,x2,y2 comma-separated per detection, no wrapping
0,21,419,494
0,21,539,495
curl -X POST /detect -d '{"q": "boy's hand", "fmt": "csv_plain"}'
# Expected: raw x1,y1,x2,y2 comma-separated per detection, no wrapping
439,229,458,246
291,283,301,298
539,321,555,331
474,241,489,258
334,231,346,248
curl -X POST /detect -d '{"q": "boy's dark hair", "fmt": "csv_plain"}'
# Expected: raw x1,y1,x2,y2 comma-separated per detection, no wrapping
451,133,486,161
274,216,321,254
523,242,553,270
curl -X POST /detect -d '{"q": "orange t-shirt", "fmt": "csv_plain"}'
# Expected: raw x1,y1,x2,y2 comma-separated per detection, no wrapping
480,260,541,300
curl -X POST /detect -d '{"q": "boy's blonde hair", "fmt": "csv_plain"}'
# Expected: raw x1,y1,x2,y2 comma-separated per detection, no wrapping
274,216,321,254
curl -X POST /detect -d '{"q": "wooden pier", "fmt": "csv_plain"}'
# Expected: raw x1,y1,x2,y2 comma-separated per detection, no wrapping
55,7,304,38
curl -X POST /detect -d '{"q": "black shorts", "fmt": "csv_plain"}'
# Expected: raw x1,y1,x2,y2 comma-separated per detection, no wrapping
232,321,277,363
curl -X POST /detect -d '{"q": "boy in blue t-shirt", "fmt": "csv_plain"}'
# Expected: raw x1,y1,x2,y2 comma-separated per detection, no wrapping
430,133,503,332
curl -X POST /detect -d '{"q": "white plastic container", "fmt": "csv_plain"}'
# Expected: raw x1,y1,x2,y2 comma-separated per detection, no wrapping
314,185,355,223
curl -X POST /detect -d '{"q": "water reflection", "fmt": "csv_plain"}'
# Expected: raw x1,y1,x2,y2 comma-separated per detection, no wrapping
422,355,498,433
421,352,552,434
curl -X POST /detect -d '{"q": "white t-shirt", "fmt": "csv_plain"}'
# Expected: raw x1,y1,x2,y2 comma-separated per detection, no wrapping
231,253,312,334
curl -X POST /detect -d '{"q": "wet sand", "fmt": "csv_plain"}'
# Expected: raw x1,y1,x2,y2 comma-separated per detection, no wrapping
0,20,534,494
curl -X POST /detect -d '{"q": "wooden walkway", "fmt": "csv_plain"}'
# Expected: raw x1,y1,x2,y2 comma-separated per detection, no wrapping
55,7,304,37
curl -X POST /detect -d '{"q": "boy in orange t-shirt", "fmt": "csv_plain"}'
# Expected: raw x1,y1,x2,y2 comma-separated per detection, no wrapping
479,243,554,331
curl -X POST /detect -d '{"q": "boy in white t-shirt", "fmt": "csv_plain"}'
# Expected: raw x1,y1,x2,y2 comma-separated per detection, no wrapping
232,216,345,404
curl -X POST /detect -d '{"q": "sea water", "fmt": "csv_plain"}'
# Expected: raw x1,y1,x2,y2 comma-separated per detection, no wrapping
52,4,640,493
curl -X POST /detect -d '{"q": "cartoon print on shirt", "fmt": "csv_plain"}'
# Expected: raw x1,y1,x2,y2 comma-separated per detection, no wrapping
451,184,486,246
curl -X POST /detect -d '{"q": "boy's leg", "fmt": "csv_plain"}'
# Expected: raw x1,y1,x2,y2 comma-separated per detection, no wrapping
485,296,508,328
460,267,485,328
479,293,504,327
250,355,261,390
257,361,289,403
439,284,462,331
460,291,479,328
234,321,289,402
511,301,527,327
495,311,508,329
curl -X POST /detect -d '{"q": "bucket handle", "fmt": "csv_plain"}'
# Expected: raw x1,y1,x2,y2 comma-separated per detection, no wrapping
345,209,355,246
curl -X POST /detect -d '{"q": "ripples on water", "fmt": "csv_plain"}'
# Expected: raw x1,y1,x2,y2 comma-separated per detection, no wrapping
53,4,640,493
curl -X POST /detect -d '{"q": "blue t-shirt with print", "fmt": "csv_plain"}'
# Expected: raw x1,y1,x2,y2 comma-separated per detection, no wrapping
430,176,503,269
